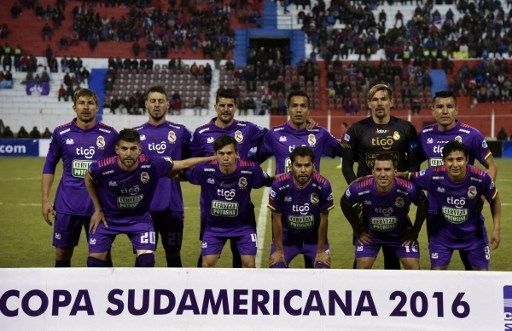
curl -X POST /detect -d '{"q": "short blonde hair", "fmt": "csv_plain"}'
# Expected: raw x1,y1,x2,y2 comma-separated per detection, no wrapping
368,83,393,101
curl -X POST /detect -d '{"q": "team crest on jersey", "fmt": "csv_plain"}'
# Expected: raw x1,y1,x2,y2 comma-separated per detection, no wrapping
427,138,433,144
310,193,319,205
140,172,150,184
395,197,405,208
168,131,176,143
308,134,316,146
467,186,477,199
96,136,105,149
238,177,248,189
207,137,214,143
234,130,244,143
393,131,401,141
454,136,463,143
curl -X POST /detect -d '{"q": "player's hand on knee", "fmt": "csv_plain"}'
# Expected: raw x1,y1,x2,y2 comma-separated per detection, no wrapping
89,210,107,234
42,201,55,225
269,251,286,267
356,230,372,245
401,227,418,246
315,250,331,267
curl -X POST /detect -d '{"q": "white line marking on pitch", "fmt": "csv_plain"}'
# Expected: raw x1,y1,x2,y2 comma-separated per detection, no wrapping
256,160,272,268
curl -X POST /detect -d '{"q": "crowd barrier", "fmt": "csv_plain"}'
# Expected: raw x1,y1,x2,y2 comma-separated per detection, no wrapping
0,268,511,330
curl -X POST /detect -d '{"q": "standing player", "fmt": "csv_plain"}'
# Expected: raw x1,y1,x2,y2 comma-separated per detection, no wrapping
268,147,334,269
341,83,420,270
190,88,268,268
255,90,343,174
407,141,501,270
85,129,214,267
340,154,427,269
185,136,272,268
418,90,498,269
134,85,191,267
41,88,117,267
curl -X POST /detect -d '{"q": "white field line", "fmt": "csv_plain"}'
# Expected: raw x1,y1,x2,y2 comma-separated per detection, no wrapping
256,160,272,268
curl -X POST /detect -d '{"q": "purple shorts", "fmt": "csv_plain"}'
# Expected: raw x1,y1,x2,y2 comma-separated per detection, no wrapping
151,211,184,252
53,213,90,249
270,239,330,269
202,231,257,256
429,240,490,269
355,241,420,259
88,216,156,253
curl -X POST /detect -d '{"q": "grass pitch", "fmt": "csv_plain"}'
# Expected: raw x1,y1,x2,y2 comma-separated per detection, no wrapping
0,157,510,270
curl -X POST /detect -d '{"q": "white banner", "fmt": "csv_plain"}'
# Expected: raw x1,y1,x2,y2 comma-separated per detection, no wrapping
1,268,511,330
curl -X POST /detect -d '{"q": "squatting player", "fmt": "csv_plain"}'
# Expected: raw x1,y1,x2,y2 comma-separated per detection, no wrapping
340,153,427,269
341,83,420,270
134,85,191,267
190,88,268,268
41,88,117,267
185,135,272,268
85,129,214,267
268,147,334,268
407,141,501,270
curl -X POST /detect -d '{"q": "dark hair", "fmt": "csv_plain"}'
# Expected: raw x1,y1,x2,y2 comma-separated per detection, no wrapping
433,90,456,104
73,88,98,106
374,153,397,169
213,135,238,153
216,88,237,104
145,85,168,100
290,146,315,164
286,90,311,107
117,128,140,144
442,141,468,159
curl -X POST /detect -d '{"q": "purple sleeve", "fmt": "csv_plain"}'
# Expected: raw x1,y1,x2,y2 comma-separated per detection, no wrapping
153,156,174,178
254,131,273,163
185,164,204,185
410,168,433,190
189,129,205,157
251,164,271,189
268,181,283,213
321,129,343,158
87,161,100,182
472,132,492,165
319,181,334,213
42,130,62,174
343,183,359,205
482,173,498,203
181,128,192,159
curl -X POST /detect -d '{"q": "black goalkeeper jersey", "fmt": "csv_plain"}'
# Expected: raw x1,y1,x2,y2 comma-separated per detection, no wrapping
342,116,419,183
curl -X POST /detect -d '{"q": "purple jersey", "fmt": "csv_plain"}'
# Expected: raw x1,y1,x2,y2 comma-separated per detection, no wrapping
42,120,117,216
88,154,173,218
189,119,267,158
186,160,270,236
344,177,424,244
134,121,191,213
418,121,492,167
268,172,334,243
257,123,343,174
410,165,497,248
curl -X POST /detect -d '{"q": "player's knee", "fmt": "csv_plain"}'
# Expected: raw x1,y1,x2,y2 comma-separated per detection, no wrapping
135,253,155,267
87,256,111,267
55,248,73,261
55,260,71,267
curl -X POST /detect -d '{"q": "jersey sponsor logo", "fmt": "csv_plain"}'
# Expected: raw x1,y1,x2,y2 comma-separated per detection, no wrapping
234,130,244,143
211,200,239,217
358,190,370,196
371,136,395,150
102,170,114,175
96,136,105,149
148,141,167,154
204,168,215,172
441,206,468,224
66,138,74,145
59,128,71,135
375,206,393,216
168,130,177,143
447,196,465,208
459,129,470,134
284,196,292,202
370,217,397,231
376,129,388,134
429,157,444,167
310,193,319,205
72,159,92,178
76,146,96,159
207,178,215,184
292,203,310,215
279,136,287,142
109,180,117,187
140,171,150,184
217,188,236,201
99,128,111,134
141,165,151,169
238,177,248,189
467,186,477,199
121,185,140,196
437,186,445,193
287,214,314,229
117,194,144,208
433,145,444,154
308,134,316,146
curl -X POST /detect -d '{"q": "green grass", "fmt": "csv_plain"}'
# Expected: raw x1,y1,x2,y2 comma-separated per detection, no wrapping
0,157,510,270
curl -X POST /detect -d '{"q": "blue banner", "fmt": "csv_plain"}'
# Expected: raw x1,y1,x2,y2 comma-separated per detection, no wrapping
503,141,512,158
0,139,39,156
26,81,50,95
